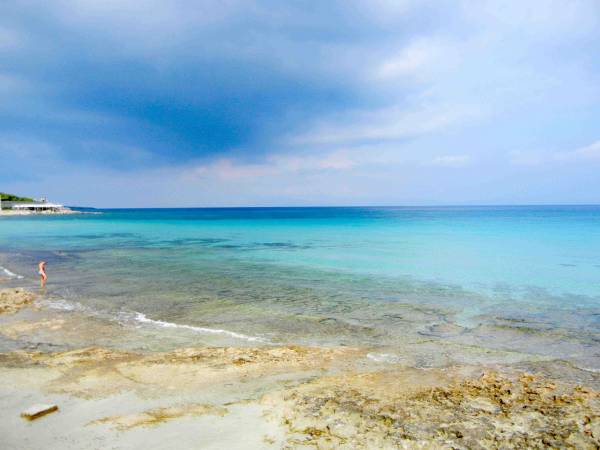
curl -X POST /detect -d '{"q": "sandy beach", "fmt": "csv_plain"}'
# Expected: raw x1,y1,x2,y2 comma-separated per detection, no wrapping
1,287,599,449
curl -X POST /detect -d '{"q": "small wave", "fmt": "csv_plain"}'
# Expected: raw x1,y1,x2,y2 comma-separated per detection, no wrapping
577,366,600,374
366,352,403,364
37,296,269,343
131,312,269,343
0,266,24,279
41,298,87,312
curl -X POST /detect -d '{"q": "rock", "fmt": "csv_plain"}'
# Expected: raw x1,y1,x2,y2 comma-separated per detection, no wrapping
467,397,501,414
21,404,58,420
271,369,600,449
328,421,357,439
589,417,600,439
0,288,36,315
90,403,228,431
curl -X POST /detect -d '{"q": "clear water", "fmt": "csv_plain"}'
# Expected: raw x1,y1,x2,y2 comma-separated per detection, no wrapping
1,206,599,369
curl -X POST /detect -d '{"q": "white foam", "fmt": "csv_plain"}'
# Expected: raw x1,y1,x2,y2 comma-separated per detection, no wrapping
37,295,269,344
41,298,86,312
132,312,269,343
577,366,600,374
366,352,403,364
0,266,24,279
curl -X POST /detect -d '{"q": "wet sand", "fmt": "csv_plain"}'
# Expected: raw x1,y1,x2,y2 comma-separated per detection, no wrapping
1,287,600,449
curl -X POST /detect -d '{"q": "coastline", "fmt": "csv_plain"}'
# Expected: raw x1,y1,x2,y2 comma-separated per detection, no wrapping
0,209,89,217
1,287,599,449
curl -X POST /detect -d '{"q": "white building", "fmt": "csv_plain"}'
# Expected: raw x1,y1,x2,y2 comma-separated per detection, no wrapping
0,197,66,212
11,202,65,212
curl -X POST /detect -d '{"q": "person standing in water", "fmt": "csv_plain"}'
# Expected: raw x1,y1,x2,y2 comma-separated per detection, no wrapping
38,261,47,287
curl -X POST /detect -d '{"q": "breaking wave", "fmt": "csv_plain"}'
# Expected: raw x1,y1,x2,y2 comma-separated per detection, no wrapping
129,312,269,343
40,296,269,344
0,266,24,279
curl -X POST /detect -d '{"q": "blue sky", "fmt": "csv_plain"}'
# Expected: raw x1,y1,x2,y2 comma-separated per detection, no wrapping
1,0,599,207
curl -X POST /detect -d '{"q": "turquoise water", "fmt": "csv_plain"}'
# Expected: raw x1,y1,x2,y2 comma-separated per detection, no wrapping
1,206,600,368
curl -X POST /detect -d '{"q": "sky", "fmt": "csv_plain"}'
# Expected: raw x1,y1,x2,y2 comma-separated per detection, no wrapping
1,0,599,207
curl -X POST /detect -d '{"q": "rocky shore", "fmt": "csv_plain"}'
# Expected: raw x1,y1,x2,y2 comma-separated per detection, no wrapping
267,370,600,449
0,288,36,315
1,287,599,449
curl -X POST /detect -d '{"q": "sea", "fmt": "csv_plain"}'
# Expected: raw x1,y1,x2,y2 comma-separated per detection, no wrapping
1,206,599,371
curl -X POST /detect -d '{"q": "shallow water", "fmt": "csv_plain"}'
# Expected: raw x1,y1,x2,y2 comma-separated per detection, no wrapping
1,206,599,369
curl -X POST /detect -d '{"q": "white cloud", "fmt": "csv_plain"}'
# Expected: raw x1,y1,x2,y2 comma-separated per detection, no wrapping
374,38,459,80
289,103,482,146
428,154,471,168
357,0,414,22
461,0,600,36
0,27,22,50
509,140,600,167
187,149,362,181
190,159,273,180
508,150,545,167
0,135,59,161
555,140,600,162
376,40,435,79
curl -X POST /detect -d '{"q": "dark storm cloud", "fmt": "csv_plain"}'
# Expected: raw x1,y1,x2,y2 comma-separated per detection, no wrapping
0,0,440,168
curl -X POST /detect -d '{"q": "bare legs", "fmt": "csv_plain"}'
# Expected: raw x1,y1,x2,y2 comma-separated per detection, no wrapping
38,261,47,287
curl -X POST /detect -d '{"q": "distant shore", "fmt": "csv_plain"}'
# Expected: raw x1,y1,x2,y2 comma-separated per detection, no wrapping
0,209,93,217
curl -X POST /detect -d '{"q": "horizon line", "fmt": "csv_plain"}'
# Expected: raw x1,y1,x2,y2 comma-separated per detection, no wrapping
71,203,600,210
